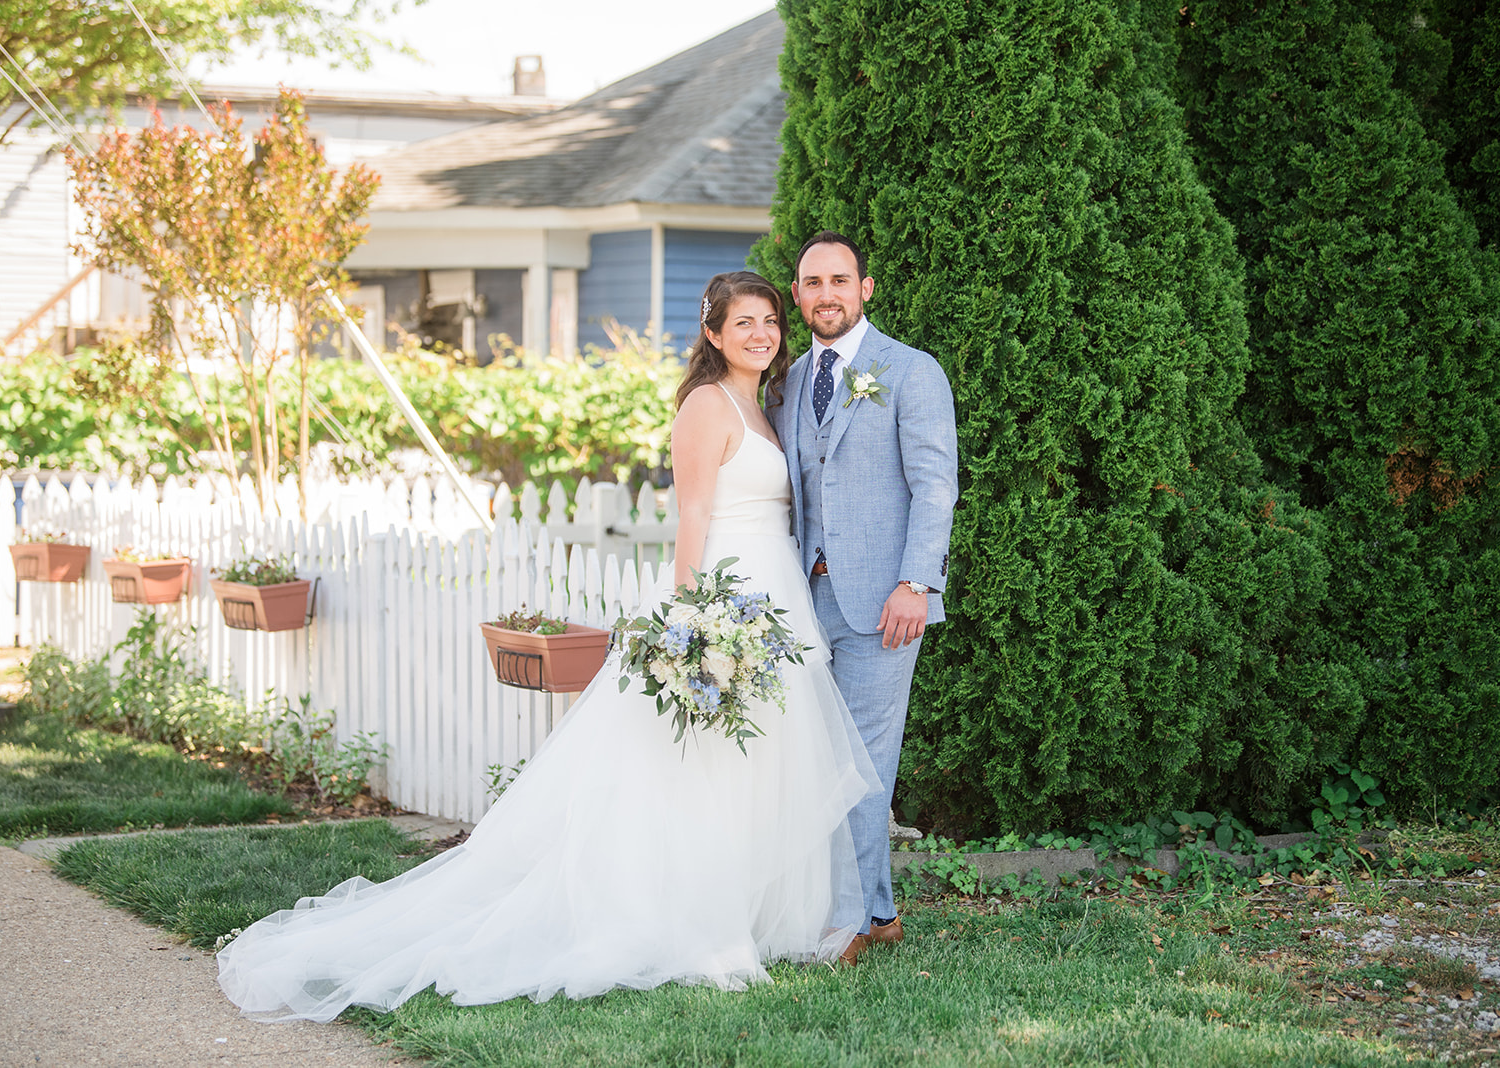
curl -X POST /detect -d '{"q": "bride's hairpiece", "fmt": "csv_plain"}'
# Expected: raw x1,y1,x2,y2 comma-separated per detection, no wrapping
700,296,712,325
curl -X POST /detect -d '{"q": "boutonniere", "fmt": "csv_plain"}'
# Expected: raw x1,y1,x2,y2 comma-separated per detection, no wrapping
842,361,891,408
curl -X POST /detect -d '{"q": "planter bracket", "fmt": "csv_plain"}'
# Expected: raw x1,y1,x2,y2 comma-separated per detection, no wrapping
494,648,546,691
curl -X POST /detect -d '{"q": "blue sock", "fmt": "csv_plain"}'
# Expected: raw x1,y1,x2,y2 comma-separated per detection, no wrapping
872,915,896,927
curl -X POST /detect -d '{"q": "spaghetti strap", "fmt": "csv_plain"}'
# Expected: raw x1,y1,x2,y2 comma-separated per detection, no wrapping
716,381,750,430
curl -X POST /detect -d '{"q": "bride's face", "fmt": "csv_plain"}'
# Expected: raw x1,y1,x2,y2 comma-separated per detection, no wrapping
709,295,780,377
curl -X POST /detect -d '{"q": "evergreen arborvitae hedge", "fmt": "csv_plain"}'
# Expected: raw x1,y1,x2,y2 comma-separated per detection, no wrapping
1431,0,1500,249
1179,0,1500,811
757,0,1350,832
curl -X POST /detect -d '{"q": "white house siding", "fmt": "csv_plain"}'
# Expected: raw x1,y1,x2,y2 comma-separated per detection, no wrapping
0,132,72,348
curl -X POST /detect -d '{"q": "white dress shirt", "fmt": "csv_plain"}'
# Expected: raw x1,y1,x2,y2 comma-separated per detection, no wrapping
809,315,872,403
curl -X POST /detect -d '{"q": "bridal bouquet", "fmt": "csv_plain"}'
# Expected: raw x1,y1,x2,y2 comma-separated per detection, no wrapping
616,558,808,753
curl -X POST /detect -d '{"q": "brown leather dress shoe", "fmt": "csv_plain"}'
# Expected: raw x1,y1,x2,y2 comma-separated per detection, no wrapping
838,933,871,966
868,916,904,946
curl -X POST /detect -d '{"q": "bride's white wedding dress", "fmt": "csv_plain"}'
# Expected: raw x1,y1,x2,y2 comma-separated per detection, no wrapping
217,389,877,1021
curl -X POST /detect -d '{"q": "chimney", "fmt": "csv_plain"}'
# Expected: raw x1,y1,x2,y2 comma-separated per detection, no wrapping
513,55,545,97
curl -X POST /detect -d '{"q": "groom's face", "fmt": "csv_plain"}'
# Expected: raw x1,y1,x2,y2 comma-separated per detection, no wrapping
792,243,874,344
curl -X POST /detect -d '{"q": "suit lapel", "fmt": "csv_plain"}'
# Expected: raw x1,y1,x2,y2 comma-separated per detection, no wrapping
825,328,889,459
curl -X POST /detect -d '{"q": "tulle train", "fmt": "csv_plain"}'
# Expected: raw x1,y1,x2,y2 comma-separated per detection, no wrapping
217,529,875,1021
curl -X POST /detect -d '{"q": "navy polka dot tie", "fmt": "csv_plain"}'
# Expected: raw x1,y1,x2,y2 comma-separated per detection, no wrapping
813,349,838,425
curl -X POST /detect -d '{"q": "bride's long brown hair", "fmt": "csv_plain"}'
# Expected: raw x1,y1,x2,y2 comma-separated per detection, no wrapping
674,272,792,411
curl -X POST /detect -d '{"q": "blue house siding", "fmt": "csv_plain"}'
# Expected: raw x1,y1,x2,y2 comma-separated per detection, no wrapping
662,229,763,351
577,230,652,351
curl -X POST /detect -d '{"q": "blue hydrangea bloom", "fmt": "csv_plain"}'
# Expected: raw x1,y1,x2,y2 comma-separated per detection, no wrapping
688,676,721,714
660,623,693,657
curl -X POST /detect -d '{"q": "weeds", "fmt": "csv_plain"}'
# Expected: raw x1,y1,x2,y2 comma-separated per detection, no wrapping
21,615,388,808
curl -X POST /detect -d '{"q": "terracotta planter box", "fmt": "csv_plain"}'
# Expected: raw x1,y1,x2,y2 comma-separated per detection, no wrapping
9,542,90,582
102,557,193,604
211,578,313,632
479,622,611,693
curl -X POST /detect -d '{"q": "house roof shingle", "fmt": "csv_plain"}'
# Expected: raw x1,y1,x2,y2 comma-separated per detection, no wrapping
368,10,784,212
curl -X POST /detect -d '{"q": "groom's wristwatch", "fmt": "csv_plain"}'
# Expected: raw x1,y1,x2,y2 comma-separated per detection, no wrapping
900,580,930,596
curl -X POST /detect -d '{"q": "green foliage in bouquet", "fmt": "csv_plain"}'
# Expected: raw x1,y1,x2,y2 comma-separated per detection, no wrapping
757,0,1344,832
615,559,808,754
1178,0,1500,812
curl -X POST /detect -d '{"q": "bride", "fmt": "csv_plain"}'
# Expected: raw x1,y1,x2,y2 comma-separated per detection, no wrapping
217,271,879,1021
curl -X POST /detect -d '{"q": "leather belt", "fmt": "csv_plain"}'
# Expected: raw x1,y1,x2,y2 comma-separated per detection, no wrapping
811,560,829,576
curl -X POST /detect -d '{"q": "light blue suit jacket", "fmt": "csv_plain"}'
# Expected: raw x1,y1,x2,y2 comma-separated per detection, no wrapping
768,323,959,634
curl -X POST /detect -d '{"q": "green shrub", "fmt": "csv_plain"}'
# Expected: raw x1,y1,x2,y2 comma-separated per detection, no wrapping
19,644,112,725
1427,0,1500,250
757,0,1340,832
107,612,263,754
0,350,193,472
2,345,678,486
1179,0,1500,813
24,614,387,805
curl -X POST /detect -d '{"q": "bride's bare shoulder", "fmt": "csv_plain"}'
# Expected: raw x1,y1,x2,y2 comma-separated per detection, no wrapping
674,383,736,428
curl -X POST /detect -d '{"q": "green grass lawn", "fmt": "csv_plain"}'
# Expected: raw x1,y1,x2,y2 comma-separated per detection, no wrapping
53,823,1436,1068
52,819,423,947
0,704,295,839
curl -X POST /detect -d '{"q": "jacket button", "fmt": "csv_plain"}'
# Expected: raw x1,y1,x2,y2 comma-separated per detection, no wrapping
819,457,825,464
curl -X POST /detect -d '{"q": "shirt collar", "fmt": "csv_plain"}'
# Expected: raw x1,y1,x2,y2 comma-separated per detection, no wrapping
813,316,870,371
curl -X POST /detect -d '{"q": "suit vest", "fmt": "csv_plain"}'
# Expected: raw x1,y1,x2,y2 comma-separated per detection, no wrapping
797,361,836,574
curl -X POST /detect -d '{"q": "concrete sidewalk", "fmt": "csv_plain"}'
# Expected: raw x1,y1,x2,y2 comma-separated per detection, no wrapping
0,815,472,1067
0,846,409,1067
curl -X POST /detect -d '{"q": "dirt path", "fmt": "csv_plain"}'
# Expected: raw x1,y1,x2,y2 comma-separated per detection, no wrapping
0,845,409,1067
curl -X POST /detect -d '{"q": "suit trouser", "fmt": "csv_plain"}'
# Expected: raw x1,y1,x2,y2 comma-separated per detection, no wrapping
811,573,922,932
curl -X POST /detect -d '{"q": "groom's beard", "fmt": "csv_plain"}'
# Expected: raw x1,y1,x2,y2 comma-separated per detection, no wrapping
808,303,859,343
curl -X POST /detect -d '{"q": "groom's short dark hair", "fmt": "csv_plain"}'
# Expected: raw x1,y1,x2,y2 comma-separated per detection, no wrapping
794,230,868,282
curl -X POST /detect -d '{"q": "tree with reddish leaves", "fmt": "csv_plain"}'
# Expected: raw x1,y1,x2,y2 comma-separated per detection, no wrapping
68,89,379,518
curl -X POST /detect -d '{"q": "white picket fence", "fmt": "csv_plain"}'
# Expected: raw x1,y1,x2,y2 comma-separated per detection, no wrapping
2,469,678,823
101,462,683,556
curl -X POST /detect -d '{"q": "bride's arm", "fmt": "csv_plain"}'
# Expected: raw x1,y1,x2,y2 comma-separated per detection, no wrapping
670,386,734,590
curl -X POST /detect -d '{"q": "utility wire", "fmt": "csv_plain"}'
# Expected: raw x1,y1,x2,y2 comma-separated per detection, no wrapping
120,0,210,121
0,49,93,157
0,42,91,153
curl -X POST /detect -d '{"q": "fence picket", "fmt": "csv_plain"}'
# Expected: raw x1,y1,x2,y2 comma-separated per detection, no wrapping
4,468,675,823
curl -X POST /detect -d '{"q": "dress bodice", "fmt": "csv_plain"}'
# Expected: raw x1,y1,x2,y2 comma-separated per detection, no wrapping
708,387,793,538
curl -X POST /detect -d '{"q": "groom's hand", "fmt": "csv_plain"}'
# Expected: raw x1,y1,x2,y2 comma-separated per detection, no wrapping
878,585,927,649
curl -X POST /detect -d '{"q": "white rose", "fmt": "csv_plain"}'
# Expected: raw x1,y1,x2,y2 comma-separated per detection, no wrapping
702,649,737,688
708,617,736,640
666,603,699,626
650,660,671,683
855,373,876,391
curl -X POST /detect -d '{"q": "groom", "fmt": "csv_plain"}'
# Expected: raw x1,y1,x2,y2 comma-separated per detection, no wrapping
767,231,959,964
